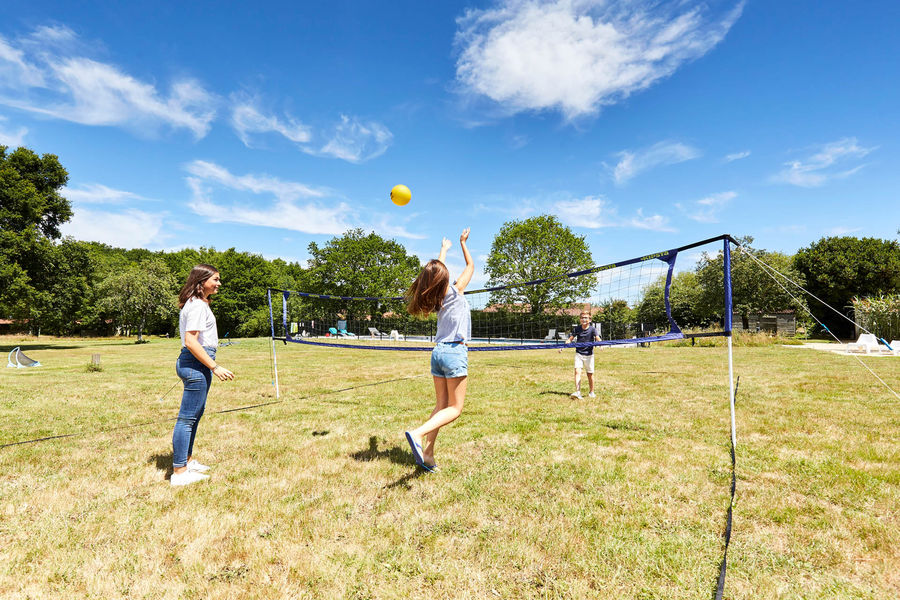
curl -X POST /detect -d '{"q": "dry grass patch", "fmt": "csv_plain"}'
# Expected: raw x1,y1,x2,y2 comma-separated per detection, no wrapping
1,336,898,598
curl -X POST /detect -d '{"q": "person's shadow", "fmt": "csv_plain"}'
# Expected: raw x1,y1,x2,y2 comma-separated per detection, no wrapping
351,436,426,489
148,451,173,480
351,435,412,465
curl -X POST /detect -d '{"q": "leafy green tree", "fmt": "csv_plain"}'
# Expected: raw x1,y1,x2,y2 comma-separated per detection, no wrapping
304,229,421,321
696,237,806,329
96,258,177,341
199,248,281,337
41,239,95,335
635,271,705,330
794,236,900,337
485,215,595,314
0,146,71,332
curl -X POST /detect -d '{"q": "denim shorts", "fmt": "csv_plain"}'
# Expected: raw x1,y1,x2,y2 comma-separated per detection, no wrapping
431,342,468,378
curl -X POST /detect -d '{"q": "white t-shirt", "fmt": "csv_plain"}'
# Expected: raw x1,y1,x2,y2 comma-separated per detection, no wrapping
179,297,219,348
434,284,471,344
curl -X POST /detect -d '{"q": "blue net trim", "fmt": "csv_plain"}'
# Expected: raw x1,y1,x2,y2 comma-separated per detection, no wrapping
278,331,687,351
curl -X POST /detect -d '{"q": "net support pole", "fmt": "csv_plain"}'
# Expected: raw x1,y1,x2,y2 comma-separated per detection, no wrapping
267,289,280,399
724,238,736,450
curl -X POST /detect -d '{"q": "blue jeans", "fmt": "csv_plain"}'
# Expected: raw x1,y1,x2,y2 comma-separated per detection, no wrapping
172,346,215,468
431,342,468,378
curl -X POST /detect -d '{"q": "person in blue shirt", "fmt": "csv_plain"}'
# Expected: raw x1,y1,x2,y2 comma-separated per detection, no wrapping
561,310,601,399
404,228,473,472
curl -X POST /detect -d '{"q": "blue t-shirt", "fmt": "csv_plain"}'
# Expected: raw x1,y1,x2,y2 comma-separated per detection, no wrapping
434,284,471,343
571,324,599,355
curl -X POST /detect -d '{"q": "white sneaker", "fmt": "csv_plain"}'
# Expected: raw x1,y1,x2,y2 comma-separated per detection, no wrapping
570,391,582,399
588,392,596,398
171,470,209,487
187,459,210,473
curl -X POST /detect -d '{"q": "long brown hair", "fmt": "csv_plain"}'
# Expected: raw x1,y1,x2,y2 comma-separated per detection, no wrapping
406,260,450,317
178,264,219,309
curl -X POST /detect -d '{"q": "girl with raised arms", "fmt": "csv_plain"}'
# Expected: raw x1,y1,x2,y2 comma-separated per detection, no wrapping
404,228,473,472
170,264,235,487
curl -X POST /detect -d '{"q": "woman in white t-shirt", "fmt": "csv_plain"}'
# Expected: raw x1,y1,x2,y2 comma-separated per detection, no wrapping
170,264,234,487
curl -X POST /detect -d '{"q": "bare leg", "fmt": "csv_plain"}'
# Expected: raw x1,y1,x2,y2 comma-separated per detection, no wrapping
573,368,582,393
411,376,467,464
586,372,594,394
422,377,450,465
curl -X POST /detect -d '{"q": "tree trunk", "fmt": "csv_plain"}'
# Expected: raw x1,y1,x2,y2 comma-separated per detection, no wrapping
138,315,146,342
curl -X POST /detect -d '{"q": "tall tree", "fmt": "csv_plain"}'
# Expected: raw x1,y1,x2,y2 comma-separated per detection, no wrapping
96,258,177,342
485,215,594,314
635,271,706,330
200,247,281,337
794,236,900,337
304,229,421,320
696,236,807,329
0,146,71,331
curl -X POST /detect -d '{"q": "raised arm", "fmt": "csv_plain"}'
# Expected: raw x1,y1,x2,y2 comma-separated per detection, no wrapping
437,237,452,266
454,228,474,292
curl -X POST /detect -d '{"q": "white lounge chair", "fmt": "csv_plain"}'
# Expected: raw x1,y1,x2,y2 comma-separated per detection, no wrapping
885,340,900,356
7,347,41,368
389,329,405,341
543,329,557,340
368,327,384,339
846,333,879,354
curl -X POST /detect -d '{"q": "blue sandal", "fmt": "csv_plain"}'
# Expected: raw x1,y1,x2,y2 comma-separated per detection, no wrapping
405,431,424,467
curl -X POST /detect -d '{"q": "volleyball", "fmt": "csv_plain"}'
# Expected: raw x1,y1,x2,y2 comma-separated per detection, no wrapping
390,184,411,206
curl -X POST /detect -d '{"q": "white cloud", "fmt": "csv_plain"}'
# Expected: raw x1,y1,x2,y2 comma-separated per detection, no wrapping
62,183,148,204
628,209,675,231
0,28,217,138
554,195,616,228
184,161,424,239
231,101,312,146
186,160,326,200
724,150,750,162
455,0,744,119
303,115,393,163
612,141,701,184
61,207,171,248
553,194,673,231
827,226,862,236
679,190,736,223
0,115,27,146
771,137,874,188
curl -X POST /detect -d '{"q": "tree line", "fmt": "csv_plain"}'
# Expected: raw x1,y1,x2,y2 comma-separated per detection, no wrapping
2,145,899,340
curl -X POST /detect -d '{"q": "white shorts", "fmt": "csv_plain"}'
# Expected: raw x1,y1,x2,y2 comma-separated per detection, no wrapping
574,353,594,373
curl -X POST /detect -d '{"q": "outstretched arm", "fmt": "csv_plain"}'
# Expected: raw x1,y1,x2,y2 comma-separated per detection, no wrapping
437,237,452,266
453,228,474,292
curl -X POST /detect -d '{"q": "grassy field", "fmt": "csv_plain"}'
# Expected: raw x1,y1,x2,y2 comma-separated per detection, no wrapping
1,335,898,599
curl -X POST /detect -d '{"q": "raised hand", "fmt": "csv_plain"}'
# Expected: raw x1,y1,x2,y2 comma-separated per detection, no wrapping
460,228,470,244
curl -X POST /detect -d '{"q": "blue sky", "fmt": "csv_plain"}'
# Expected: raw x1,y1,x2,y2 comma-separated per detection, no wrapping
1,1,898,286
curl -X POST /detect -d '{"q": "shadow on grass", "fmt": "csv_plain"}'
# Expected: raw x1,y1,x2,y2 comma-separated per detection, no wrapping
351,435,412,466
539,390,572,397
385,470,426,490
351,436,429,489
0,344,83,352
0,339,144,353
148,451,174,480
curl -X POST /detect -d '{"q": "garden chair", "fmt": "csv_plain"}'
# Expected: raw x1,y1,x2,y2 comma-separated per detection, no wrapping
846,333,879,354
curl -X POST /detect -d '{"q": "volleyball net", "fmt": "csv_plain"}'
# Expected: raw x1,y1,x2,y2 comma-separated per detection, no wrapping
268,234,735,352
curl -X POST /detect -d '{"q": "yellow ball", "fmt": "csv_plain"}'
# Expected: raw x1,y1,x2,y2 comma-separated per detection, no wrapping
390,184,411,206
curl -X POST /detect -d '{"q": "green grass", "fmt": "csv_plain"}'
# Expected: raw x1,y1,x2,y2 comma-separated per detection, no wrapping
1,336,898,599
